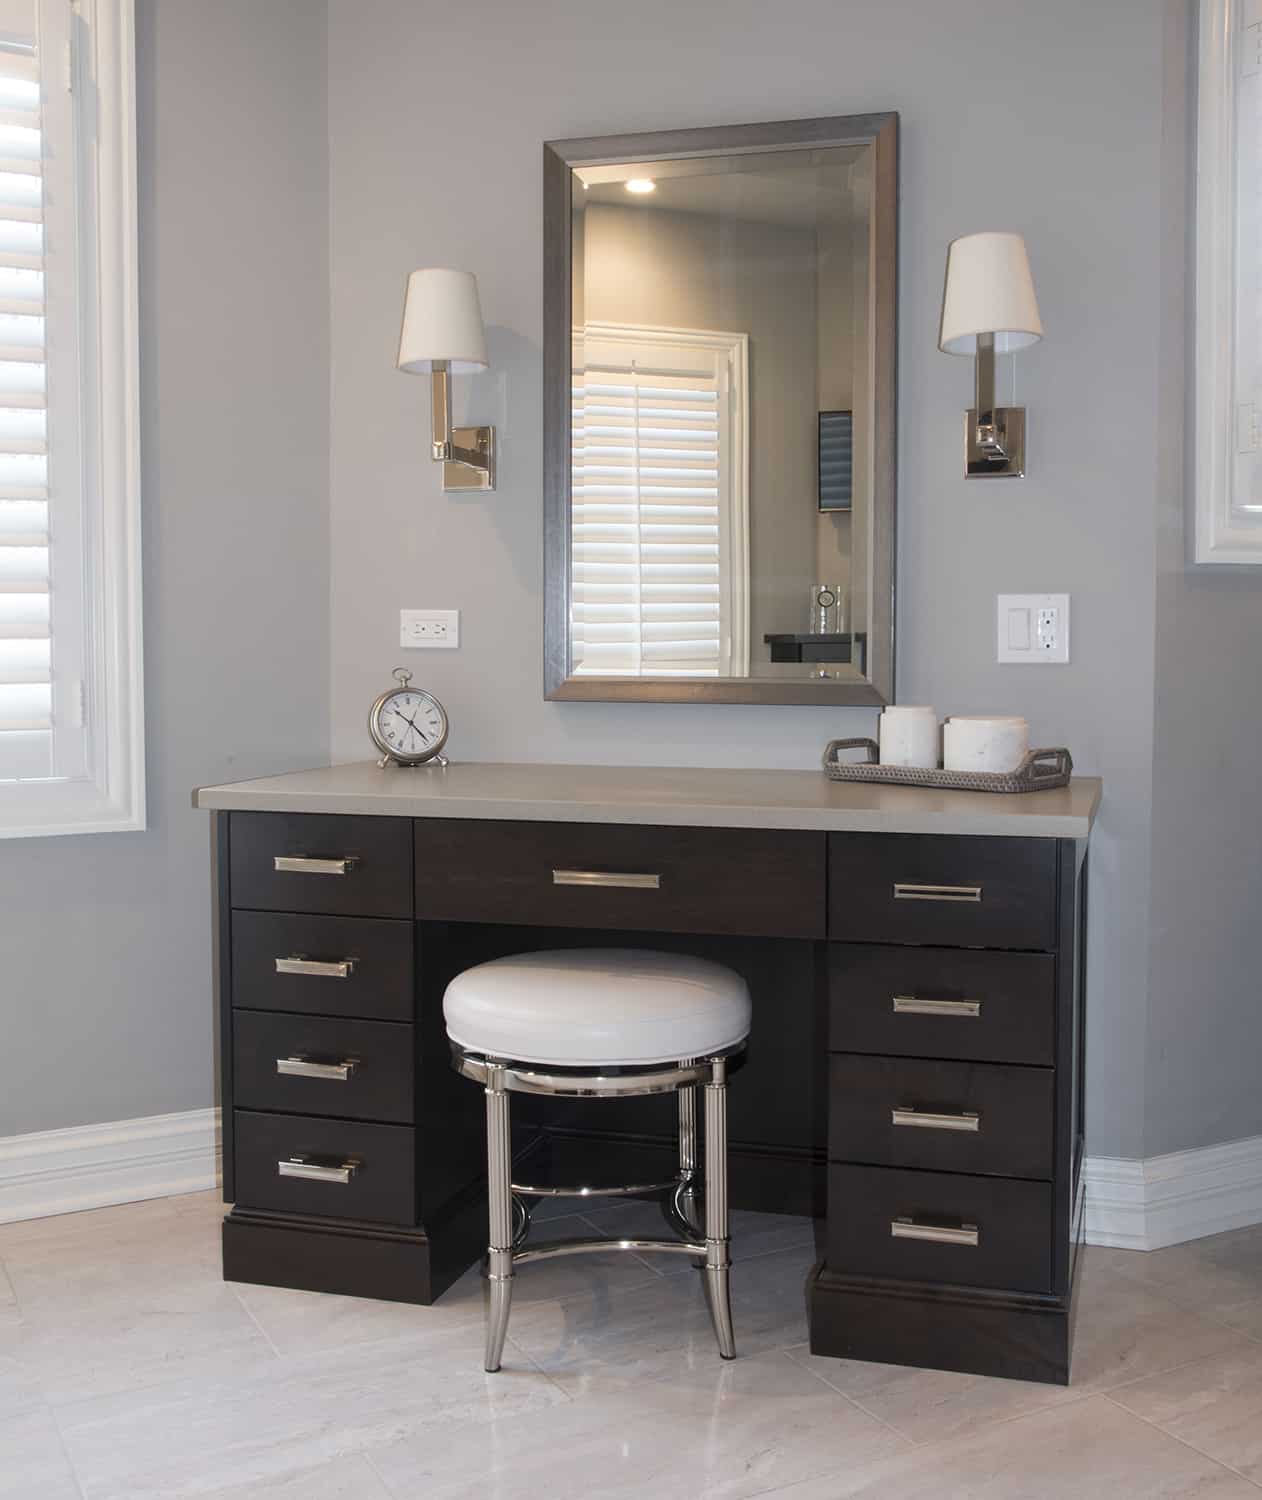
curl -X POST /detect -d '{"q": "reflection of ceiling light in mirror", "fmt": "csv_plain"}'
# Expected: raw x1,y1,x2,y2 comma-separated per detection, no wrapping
625,178,656,194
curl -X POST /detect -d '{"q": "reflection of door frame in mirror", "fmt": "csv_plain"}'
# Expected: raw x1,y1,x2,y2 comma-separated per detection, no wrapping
544,112,898,706
573,322,750,679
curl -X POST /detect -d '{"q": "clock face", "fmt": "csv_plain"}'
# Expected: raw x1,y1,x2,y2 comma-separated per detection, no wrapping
373,688,448,762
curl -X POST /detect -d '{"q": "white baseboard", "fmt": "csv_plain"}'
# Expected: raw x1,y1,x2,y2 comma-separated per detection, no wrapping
0,1108,221,1225
0,1109,1259,1254
1083,1134,1262,1251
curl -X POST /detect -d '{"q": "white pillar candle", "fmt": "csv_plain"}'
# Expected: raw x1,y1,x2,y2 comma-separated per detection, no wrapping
942,716,1030,774
878,705,940,769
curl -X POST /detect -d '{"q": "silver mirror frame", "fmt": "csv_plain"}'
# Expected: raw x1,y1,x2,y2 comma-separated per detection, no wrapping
543,112,898,706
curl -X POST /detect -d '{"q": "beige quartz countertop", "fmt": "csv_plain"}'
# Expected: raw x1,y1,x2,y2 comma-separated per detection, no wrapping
196,760,1101,839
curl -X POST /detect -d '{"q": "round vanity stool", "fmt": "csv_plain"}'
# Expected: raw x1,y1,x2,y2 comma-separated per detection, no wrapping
443,948,752,1372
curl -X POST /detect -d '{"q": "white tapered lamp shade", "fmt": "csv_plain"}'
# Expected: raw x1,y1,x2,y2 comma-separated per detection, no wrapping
397,268,488,374
939,232,1043,356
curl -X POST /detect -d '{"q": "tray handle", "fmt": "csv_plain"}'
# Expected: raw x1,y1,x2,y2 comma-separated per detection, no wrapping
823,737,880,770
1019,747,1074,784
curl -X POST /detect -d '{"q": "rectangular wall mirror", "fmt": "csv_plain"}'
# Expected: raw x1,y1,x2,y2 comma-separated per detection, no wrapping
544,113,898,705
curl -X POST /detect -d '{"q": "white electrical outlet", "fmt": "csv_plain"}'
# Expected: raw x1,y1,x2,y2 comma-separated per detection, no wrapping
997,594,1069,664
400,609,460,649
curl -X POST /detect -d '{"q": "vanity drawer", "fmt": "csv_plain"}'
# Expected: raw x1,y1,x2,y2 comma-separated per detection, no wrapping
230,812,413,918
829,945,1056,1066
232,1110,416,1225
413,819,826,939
231,911,414,1022
829,1054,1053,1179
829,833,1058,951
233,1011,414,1124
828,1163,1052,1293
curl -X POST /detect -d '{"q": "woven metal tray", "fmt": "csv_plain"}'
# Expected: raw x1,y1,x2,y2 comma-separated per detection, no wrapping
823,738,1073,794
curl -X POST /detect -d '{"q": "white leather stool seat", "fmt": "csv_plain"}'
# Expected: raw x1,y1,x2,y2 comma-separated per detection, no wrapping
443,948,752,1067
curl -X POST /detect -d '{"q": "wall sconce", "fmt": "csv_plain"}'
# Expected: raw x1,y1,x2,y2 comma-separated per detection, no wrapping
939,232,1043,479
396,268,495,491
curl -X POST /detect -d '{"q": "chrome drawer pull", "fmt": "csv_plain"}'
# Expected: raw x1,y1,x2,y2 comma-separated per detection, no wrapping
891,1217,979,1247
276,1056,357,1082
892,995,982,1019
273,855,359,876
551,869,662,890
277,1155,358,1184
892,1106,981,1132
274,956,357,980
893,882,982,903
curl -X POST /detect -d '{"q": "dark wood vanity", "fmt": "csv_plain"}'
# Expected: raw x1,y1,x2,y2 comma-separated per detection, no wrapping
200,761,1097,1385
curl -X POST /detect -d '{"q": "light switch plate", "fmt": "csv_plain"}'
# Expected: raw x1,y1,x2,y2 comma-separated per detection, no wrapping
997,594,1069,664
400,609,459,649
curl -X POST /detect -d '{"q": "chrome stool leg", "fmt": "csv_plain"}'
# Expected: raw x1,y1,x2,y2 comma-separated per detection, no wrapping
483,1063,515,1373
667,1081,703,1240
703,1054,736,1359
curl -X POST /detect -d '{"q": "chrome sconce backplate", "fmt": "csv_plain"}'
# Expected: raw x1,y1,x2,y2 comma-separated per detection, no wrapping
441,424,496,491
964,404,1026,479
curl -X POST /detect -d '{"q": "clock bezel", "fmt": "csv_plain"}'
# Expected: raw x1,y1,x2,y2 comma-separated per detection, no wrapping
367,673,450,766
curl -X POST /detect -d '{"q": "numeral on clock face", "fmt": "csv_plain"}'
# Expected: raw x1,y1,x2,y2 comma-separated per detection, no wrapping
378,689,444,759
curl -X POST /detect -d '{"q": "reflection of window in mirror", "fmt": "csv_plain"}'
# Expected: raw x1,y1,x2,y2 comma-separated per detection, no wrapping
571,325,749,677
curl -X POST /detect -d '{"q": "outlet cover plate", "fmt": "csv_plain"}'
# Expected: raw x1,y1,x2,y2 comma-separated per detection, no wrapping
400,609,459,649
997,594,1069,664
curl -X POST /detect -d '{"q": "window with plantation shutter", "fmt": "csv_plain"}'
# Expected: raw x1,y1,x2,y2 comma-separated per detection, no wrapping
0,0,141,837
0,20,55,773
1195,0,1262,562
571,323,748,677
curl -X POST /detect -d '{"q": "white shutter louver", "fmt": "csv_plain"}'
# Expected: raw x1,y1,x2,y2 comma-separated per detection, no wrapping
0,18,49,777
571,326,749,678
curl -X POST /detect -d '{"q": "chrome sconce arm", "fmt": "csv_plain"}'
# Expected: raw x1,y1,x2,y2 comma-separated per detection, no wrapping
428,359,495,489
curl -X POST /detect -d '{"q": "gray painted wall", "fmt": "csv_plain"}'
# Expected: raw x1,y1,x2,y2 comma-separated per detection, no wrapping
1145,0,1262,1156
0,0,330,1136
7,0,1255,1167
327,0,1165,1159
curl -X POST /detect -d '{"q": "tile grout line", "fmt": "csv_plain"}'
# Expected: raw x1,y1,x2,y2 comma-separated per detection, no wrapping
360,1447,404,1499
45,1400,89,1500
783,1344,1099,1448
502,1331,579,1398
774,1345,916,1447
1189,1303,1262,1347
573,1209,665,1277
1088,1255,1262,1347
1100,1391,1262,1491
229,1285,284,1361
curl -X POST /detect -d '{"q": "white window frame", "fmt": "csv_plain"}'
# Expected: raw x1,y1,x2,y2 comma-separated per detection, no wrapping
571,321,750,678
0,0,142,837
1194,0,1262,562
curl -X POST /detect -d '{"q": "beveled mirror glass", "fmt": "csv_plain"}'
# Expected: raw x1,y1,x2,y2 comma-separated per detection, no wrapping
544,114,897,705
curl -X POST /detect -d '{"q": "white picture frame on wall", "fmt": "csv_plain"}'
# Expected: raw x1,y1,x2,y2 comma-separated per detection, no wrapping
1194,0,1262,563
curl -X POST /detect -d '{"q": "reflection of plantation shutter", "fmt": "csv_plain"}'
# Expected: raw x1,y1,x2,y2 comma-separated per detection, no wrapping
0,30,49,775
571,326,747,677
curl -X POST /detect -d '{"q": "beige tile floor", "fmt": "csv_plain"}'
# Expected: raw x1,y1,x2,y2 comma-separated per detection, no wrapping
2,1192,1261,1498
